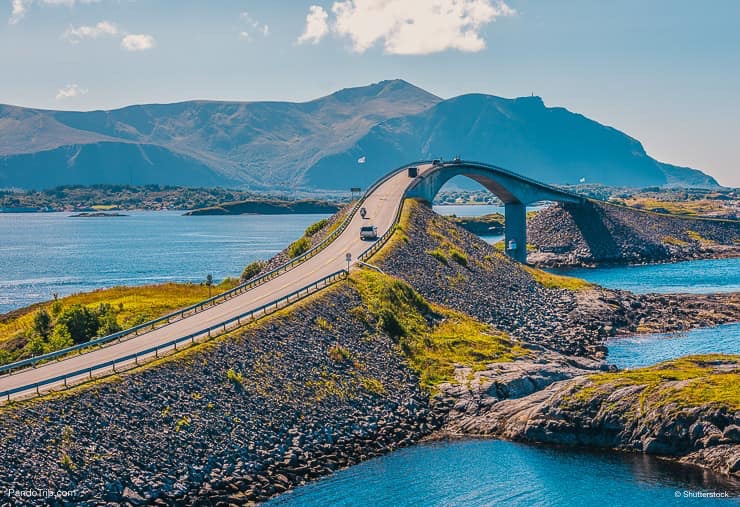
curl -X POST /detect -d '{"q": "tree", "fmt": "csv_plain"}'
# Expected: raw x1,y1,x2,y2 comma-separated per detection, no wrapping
33,309,52,339
55,305,100,344
206,273,214,297
96,303,121,336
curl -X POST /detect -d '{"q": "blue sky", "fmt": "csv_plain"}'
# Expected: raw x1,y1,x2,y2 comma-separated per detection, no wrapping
1,0,739,186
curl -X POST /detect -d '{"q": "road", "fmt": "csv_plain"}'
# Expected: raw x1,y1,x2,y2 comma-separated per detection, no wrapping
0,165,426,400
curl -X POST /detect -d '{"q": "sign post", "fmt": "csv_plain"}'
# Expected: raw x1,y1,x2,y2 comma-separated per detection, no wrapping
345,252,352,272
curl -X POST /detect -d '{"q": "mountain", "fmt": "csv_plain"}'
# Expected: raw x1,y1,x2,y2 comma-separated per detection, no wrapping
0,81,719,190
304,94,718,189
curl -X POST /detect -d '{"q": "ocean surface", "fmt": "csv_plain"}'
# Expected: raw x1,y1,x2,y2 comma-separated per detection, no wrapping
0,211,329,314
551,258,740,294
607,323,740,369
267,440,739,507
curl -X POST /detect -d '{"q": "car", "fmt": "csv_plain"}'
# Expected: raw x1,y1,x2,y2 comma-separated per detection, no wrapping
360,225,378,240
432,159,442,166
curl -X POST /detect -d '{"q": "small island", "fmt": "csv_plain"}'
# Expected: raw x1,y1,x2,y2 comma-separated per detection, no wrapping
69,212,129,218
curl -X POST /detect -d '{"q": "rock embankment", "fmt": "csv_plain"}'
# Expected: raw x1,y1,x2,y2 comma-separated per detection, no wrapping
376,200,739,358
528,200,740,267
0,285,434,505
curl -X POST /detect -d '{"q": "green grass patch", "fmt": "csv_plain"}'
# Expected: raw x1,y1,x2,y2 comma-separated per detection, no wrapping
351,270,526,389
662,236,688,247
0,280,239,367
570,355,739,412
328,344,351,362
449,249,468,267
427,248,449,266
524,266,592,290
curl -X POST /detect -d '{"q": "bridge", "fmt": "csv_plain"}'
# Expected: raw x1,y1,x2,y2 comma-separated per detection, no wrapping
0,160,586,401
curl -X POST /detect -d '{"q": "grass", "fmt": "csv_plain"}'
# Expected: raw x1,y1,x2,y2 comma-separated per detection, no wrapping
226,368,244,385
662,236,689,247
351,270,527,389
569,355,740,412
328,344,351,362
622,197,732,218
449,249,468,266
0,279,239,367
427,248,449,265
524,266,593,291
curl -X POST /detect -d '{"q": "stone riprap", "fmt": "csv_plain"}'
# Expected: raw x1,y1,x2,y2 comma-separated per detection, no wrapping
0,286,433,505
528,200,740,267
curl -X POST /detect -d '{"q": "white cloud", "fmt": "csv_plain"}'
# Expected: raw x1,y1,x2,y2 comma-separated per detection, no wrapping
9,0,100,24
63,20,119,43
239,11,270,41
55,83,88,100
121,33,155,51
9,0,31,24
297,5,329,45
298,0,514,55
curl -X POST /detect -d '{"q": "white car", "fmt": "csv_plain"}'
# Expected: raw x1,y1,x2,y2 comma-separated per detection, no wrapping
360,225,378,240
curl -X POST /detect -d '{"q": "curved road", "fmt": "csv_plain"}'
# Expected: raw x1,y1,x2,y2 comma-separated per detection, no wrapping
0,164,429,400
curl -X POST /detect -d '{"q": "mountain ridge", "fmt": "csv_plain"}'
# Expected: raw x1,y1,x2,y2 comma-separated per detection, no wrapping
0,80,719,190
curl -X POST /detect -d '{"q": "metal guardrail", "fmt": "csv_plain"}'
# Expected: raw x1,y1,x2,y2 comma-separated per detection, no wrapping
0,270,348,401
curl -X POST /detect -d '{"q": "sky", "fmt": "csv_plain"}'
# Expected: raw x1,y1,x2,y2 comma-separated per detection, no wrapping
1,0,739,186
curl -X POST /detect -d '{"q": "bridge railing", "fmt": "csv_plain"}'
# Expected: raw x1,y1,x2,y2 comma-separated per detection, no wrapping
0,270,349,401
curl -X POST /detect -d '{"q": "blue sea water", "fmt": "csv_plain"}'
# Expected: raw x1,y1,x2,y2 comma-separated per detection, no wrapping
0,211,328,314
551,258,740,294
607,323,740,369
267,440,739,507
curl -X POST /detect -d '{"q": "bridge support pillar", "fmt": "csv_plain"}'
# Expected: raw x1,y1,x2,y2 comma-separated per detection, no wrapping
504,202,527,263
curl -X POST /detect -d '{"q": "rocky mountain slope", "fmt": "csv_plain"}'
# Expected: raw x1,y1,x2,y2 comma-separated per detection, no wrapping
0,80,718,190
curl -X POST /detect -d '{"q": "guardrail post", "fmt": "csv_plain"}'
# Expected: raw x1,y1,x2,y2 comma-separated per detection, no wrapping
36,384,39,395
155,348,159,358
64,377,67,388
134,354,139,365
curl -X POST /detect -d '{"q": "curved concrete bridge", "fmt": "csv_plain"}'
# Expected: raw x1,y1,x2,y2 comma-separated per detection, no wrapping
0,160,586,400
408,160,585,262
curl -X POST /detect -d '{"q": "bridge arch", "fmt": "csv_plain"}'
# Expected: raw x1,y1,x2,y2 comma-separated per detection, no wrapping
406,160,585,263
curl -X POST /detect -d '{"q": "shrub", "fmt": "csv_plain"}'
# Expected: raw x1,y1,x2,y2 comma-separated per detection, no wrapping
55,305,100,344
240,260,265,281
304,218,329,237
287,237,310,258
33,309,52,339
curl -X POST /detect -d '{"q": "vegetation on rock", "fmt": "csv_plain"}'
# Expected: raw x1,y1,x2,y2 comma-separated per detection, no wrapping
352,270,526,388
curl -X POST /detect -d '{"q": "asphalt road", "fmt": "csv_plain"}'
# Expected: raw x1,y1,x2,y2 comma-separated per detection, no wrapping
0,165,427,400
